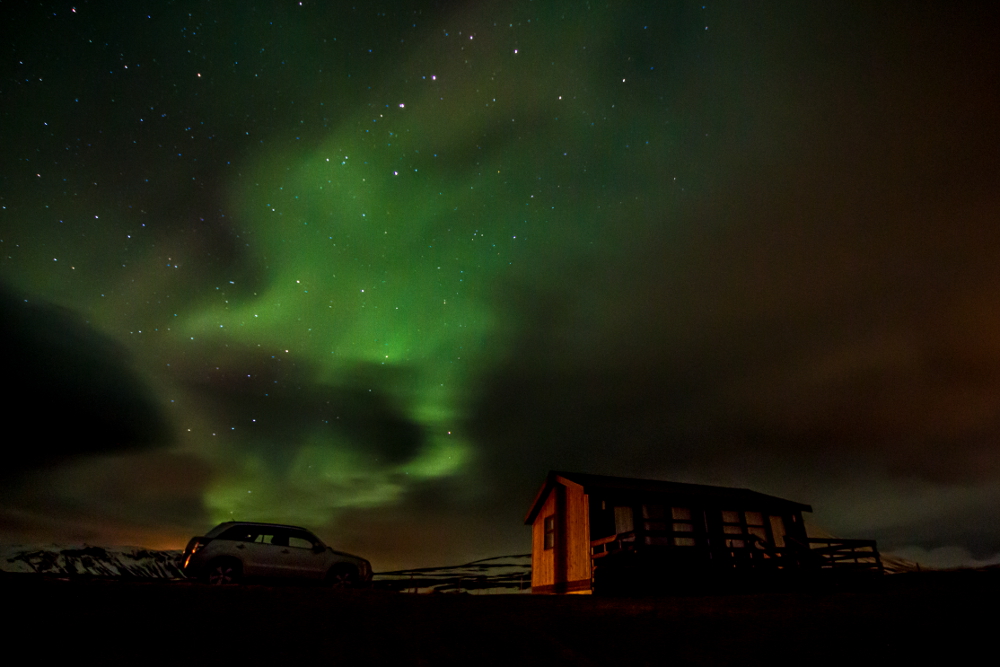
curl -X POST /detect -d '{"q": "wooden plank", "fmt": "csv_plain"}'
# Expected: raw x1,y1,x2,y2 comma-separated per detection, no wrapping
530,487,558,590
564,481,591,591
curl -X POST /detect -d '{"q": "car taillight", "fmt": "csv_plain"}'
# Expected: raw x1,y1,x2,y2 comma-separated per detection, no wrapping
182,537,210,569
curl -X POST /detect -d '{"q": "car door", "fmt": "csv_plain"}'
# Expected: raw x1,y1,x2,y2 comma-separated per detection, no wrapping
250,529,303,578
239,530,286,577
275,530,329,579
219,528,278,577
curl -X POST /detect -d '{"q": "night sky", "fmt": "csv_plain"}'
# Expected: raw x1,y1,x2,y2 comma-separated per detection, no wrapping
3,1,999,571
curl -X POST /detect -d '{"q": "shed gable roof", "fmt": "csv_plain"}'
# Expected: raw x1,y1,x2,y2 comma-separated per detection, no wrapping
525,470,812,525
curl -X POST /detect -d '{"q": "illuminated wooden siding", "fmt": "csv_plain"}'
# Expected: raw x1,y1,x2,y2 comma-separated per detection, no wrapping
525,471,882,595
528,474,592,594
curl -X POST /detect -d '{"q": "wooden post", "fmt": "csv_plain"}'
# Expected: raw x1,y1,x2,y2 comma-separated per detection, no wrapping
554,484,568,593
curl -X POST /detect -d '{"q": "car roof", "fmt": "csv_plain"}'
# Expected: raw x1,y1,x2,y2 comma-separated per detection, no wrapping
205,521,316,537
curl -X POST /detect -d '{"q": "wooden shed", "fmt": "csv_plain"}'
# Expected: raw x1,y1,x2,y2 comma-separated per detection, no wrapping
525,471,881,594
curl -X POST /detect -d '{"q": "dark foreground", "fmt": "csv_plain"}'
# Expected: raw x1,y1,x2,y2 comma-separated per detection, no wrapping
5,571,993,665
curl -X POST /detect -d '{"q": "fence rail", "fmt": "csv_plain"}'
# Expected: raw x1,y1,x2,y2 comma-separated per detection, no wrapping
793,537,883,574
590,532,883,574
591,532,636,559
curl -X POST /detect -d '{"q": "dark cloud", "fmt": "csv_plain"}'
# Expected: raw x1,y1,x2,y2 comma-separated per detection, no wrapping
0,285,172,479
0,451,214,543
179,349,426,468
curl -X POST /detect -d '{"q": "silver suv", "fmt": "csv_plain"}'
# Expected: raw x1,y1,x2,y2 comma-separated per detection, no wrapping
180,521,372,587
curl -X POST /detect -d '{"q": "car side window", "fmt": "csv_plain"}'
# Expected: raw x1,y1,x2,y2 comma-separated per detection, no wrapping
219,527,260,542
288,535,313,549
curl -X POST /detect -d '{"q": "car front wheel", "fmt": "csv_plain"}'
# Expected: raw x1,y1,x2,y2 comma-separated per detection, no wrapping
205,559,242,585
325,565,358,588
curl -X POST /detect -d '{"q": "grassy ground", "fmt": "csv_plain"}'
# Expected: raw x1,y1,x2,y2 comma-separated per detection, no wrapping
4,570,992,664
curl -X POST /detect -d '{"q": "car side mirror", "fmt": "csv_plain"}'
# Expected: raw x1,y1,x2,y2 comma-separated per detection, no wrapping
312,544,325,553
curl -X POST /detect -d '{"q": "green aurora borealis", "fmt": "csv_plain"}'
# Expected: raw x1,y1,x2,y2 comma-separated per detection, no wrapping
4,2,1000,569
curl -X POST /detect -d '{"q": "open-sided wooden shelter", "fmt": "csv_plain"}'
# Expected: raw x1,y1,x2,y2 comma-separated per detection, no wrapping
525,471,882,594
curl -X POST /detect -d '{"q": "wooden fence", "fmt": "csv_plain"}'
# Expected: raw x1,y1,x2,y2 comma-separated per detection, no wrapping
590,531,883,575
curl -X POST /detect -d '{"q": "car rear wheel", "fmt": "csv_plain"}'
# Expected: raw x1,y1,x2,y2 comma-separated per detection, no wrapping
205,559,241,585
325,565,358,588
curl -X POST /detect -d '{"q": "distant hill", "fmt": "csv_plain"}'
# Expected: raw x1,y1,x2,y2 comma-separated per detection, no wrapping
374,554,533,593
1,544,185,578
881,553,924,574
1,544,532,593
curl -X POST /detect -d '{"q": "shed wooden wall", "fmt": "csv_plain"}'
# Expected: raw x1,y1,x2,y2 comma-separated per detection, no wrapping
531,477,592,594
530,487,557,590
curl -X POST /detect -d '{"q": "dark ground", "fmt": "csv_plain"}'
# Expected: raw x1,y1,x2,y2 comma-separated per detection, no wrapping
5,571,993,665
